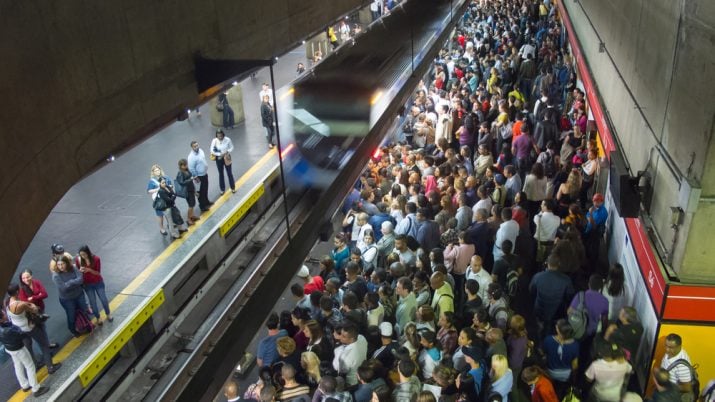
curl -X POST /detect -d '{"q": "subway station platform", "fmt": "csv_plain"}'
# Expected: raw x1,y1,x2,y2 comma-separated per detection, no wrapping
2,51,307,401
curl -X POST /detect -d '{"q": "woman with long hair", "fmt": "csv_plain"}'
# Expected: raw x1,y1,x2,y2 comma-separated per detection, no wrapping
76,245,112,325
300,351,322,390
18,269,49,315
556,169,582,217
506,315,529,376
585,342,632,402
488,354,514,401
175,158,199,225
601,263,627,321
303,320,333,362
52,255,90,337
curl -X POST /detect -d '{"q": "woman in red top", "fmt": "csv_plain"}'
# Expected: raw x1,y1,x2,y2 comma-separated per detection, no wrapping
18,269,49,313
76,245,113,325
521,365,559,402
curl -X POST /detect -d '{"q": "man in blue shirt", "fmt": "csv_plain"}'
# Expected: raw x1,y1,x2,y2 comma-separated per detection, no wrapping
585,193,608,273
188,140,212,211
256,313,287,368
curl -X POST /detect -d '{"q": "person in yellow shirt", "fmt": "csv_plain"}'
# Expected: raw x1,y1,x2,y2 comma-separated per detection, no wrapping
430,271,454,317
487,68,500,95
328,26,339,50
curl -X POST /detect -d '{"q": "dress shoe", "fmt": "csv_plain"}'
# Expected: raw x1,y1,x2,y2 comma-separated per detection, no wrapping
47,363,62,374
34,386,50,397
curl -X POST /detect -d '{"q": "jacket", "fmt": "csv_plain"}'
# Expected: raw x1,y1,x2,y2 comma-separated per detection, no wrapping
52,268,84,300
0,322,26,351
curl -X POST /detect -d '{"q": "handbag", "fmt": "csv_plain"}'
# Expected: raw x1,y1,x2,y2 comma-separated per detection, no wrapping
75,308,94,335
210,153,216,161
152,195,168,211
224,153,232,166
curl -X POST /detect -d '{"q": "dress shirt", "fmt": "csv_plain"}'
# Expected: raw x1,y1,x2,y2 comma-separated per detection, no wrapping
210,137,234,157
466,267,492,302
333,335,368,386
493,220,519,259
188,148,209,177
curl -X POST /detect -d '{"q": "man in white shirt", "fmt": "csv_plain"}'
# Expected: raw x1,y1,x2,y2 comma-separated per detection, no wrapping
533,200,560,243
259,83,273,105
472,185,492,217
494,208,519,260
661,333,695,399
332,322,367,387
465,255,492,302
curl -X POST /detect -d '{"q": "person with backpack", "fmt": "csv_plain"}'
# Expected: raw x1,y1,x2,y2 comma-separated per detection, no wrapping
661,333,698,402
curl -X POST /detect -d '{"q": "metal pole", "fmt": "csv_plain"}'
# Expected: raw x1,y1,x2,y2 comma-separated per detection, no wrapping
269,63,292,242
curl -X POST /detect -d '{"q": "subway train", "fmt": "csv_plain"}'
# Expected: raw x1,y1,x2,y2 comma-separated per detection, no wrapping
277,0,464,189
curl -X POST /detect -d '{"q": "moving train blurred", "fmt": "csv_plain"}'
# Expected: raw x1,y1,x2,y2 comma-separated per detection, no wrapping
277,0,463,188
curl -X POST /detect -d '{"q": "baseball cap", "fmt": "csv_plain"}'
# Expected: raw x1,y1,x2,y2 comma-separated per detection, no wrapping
462,346,484,362
297,265,310,278
379,322,393,337
592,193,605,203
51,244,64,254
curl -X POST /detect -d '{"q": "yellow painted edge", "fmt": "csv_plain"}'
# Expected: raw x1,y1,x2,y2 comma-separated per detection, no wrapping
219,184,266,237
78,289,165,387
9,149,277,401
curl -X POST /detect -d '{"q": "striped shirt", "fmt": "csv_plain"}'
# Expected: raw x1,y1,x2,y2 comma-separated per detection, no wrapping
661,349,692,384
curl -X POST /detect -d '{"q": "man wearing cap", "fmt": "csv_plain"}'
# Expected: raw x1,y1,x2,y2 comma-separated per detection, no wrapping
585,193,608,235
297,265,324,295
585,193,608,273
462,346,486,398
49,244,74,273
372,322,399,370
491,174,507,207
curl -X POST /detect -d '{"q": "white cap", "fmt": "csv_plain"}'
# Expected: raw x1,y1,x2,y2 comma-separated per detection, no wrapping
379,322,393,337
297,265,310,278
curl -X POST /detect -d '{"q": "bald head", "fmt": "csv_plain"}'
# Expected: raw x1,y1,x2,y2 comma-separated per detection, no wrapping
223,381,239,399
430,271,445,290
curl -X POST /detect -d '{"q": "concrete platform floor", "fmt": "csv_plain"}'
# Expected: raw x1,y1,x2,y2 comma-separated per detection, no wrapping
1,50,307,401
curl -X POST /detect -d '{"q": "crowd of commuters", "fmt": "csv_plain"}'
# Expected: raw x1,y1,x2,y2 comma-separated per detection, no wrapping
220,1,705,402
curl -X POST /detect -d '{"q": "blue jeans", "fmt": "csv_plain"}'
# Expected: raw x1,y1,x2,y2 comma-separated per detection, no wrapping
59,296,89,336
85,281,110,319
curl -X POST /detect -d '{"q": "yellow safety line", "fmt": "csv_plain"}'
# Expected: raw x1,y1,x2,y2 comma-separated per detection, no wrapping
10,149,277,401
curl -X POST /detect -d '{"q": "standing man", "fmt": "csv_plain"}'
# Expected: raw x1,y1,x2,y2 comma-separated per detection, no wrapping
261,95,275,149
188,140,212,212
660,333,695,402
259,83,273,105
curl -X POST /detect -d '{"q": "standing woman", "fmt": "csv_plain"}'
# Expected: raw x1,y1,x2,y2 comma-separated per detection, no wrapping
18,269,49,317
156,177,186,239
6,283,61,373
76,245,112,325
601,264,627,321
51,255,89,337
147,165,171,236
209,129,236,195
175,159,199,225
488,354,514,402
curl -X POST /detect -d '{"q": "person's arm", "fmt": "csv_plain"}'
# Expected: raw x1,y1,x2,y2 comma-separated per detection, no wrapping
188,155,198,177
225,137,234,154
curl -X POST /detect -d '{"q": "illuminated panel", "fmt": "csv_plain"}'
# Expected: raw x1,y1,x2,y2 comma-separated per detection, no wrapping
79,289,165,387
219,184,265,237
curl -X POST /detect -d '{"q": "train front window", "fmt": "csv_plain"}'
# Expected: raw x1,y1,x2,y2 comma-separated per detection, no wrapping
290,85,371,170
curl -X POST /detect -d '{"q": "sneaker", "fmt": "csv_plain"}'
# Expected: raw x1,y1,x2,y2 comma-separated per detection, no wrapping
22,387,31,392
47,363,62,374
219,191,225,195
34,386,50,397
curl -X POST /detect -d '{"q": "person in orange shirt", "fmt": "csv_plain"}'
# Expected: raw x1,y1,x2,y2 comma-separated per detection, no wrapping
512,112,527,140
521,365,559,402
